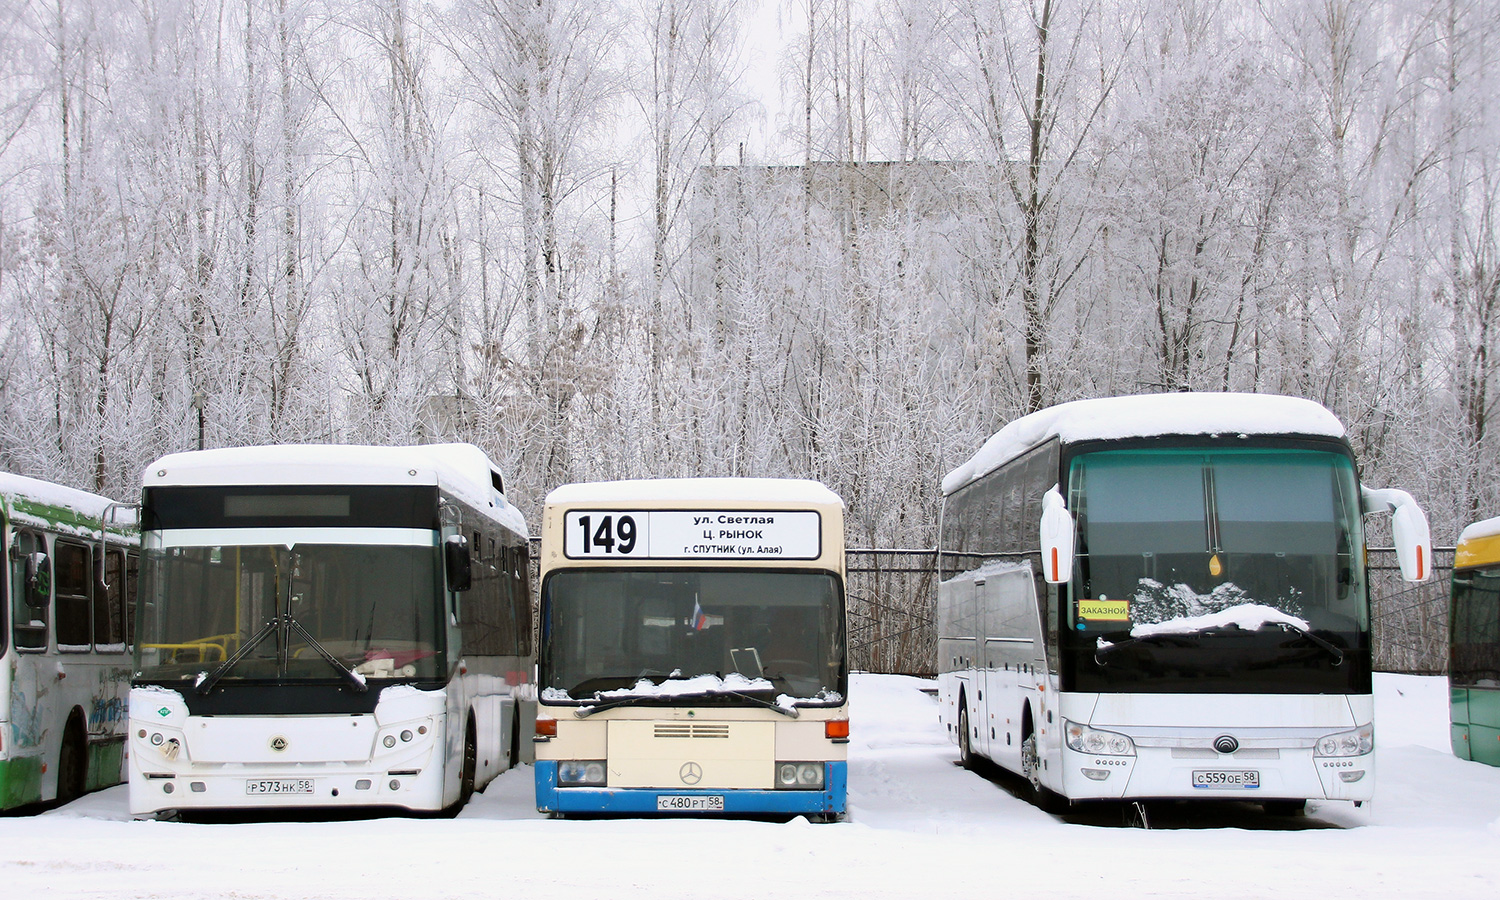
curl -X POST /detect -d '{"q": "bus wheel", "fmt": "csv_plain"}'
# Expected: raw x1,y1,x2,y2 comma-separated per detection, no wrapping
459,721,478,808
1020,732,1041,793
57,713,87,805
957,701,974,768
508,712,521,771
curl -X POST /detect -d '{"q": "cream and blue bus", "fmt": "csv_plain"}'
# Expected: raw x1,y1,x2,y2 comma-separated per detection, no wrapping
534,478,848,820
937,393,1431,816
129,444,531,817
2,472,137,810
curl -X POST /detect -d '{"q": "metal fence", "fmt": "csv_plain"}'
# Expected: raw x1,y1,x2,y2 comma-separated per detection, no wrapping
846,547,1455,677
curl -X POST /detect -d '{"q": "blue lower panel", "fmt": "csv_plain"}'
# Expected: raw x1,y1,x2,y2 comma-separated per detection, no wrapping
535,761,847,817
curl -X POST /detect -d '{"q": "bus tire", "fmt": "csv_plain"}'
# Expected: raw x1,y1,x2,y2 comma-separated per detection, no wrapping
57,712,88,805
1020,708,1066,813
508,709,521,771
459,719,478,807
957,697,974,769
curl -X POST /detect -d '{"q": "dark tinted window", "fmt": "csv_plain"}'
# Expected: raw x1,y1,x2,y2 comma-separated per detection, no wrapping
1451,566,1500,688
9,530,47,650
55,540,92,649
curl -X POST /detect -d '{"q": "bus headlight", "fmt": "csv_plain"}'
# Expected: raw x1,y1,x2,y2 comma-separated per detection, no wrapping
1315,724,1373,757
774,762,824,789
1064,720,1135,756
558,760,607,787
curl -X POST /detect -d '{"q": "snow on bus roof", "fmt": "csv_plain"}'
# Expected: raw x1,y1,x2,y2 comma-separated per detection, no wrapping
546,477,843,508
0,471,121,520
1458,516,1500,545
942,392,1347,496
144,444,526,534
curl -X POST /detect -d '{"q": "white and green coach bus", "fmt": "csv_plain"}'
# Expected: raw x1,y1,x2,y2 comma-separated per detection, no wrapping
2,472,137,810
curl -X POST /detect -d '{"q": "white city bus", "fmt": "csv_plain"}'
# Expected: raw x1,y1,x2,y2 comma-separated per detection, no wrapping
2,473,136,810
936,393,1432,815
129,444,531,817
534,479,849,820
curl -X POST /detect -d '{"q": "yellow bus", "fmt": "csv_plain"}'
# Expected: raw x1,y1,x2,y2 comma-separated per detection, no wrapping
1452,517,1500,766
534,478,848,820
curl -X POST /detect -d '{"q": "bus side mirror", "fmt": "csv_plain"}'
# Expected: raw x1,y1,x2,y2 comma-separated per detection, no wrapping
1039,487,1074,584
445,535,473,592
1362,487,1432,582
24,551,51,608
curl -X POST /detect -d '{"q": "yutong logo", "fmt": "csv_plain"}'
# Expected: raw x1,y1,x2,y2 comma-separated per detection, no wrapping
679,761,703,785
1213,735,1240,754
270,735,289,752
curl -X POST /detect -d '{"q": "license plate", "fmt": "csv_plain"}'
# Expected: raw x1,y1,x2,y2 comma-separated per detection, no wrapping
1192,769,1260,789
656,794,725,812
245,779,314,795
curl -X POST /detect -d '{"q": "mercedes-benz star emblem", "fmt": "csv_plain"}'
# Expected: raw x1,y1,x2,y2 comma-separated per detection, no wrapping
1213,734,1239,754
679,761,703,785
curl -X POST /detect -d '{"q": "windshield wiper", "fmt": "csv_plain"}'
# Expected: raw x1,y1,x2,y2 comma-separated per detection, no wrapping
573,693,665,718
1095,623,1345,667
285,615,368,691
194,614,367,695
196,617,279,695
573,689,798,719
1093,632,1190,665
1274,621,1344,666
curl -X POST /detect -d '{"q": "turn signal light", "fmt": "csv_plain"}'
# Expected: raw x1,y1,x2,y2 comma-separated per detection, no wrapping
535,717,557,738
825,719,850,740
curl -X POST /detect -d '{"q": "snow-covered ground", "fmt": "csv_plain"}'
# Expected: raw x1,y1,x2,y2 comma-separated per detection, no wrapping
4,673,1498,899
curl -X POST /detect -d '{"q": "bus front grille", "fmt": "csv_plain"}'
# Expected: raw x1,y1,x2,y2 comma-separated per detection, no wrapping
654,723,731,740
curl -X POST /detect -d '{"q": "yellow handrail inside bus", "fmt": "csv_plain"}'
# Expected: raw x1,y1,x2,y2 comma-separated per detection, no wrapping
142,633,239,663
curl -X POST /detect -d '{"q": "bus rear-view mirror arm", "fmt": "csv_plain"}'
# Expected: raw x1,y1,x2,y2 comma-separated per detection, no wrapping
1039,486,1075,584
1361,486,1432,582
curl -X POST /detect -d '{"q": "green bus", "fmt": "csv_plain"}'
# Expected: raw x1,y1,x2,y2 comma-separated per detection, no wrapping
1452,517,1500,766
2,472,137,809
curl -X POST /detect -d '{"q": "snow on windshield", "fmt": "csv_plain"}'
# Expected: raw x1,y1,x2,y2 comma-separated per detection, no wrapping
1096,600,1312,650
1127,578,1304,626
543,673,844,712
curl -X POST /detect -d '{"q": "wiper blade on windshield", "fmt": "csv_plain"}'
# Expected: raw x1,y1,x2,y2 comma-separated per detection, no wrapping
721,690,799,718
194,615,367,695
1094,621,1345,667
285,615,368,692
196,617,280,695
573,689,798,719
1093,632,1190,664
1274,621,1345,666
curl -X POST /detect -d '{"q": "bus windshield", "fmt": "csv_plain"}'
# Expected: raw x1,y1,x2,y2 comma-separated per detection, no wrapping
135,543,445,684
1064,447,1368,693
541,569,845,704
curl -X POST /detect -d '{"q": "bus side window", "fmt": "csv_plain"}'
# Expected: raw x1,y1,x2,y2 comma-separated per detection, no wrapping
98,548,126,647
514,543,533,657
55,540,93,651
9,530,49,650
126,551,139,648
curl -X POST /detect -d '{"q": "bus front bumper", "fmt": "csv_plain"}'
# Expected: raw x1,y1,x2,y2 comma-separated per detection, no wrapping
534,760,847,818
